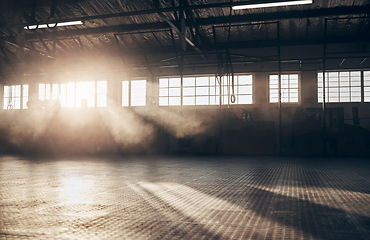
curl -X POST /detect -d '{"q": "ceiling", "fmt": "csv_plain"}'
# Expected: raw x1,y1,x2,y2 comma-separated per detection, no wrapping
0,0,369,74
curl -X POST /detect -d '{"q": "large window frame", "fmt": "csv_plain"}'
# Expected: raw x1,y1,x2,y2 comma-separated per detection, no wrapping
318,71,361,103
159,74,253,106
269,73,300,103
122,79,147,107
38,80,107,108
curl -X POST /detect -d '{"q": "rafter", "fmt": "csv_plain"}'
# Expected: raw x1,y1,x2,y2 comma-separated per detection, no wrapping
142,0,203,55
2,4,367,28
4,5,366,42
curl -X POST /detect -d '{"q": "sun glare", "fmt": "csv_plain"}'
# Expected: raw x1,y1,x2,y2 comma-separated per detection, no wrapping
38,81,107,108
60,176,93,205
76,81,95,108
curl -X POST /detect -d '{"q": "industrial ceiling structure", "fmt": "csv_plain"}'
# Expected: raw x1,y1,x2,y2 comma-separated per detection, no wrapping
0,0,369,75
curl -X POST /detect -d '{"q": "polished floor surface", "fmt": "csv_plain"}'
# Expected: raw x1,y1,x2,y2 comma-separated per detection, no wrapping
0,155,369,239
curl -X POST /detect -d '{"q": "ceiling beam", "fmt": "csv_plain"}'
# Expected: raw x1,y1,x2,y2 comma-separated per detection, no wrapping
197,5,370,26
64,34,369,57
2,4,367,28
22,22,171,40
0,0,91,11
207,34,369,50
141,0,204,55
8,5,367,41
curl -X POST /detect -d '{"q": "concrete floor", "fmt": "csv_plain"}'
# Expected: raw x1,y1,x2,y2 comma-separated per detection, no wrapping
0,155,369,240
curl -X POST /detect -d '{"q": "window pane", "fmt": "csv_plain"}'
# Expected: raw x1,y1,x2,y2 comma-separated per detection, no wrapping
209,86,220,95
4,86,10,98
159,88,168,97
270,89,278,95
14,97,21,109
350,71,361,78
39,84,45,101
169,78,181,87
364,71,370,86
238,75,252,85
159,78,168,88
183,87,195,96
122,81,129,106
183,77,195,87
67,82,75,108
197,86,209,96
222,95,229,105
169,97,181,105
45,84,51,100
159,97,168,106
210,96,220,105
270,95,278,103
210,76,218,86
183,96,195,105
97,81,107,94
97,81,107,107
238,95,253,104
169,88,181,97
131,80,146,106
60,84,67,107
270,79,278,88
51,84,58,100
364,87,370,102
196,77,209,86
22,85,29,109
196,96,208,105
238,86,252,95
76,81,95,107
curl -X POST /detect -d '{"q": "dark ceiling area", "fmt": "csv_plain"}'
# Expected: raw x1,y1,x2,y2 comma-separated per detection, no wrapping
0,0,369,73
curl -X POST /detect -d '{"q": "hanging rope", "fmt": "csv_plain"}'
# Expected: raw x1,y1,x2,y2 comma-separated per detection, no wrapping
227,50,236,103
226,0,236,103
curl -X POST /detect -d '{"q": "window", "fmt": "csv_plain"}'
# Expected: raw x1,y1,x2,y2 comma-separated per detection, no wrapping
122,79,147,106
3,85,28,109
159,74,253,106
39,83,51,101
22,85,29,109
364,71,370,102
97,81,107,107
159,77,181,106
39,81,107,108
76,81,95,107
318,71,361,103
269,74,299,103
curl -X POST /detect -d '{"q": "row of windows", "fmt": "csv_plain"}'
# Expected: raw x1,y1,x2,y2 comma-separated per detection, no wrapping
3,71,370,110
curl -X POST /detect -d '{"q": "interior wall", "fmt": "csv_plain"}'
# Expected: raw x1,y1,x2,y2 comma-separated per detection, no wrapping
0,42,370,157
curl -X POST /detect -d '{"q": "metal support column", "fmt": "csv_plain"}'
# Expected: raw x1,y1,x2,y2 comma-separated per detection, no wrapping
277,21,282,155
213,25,223,154
170,29,183,108
212,25,222,108
322,18,327,156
